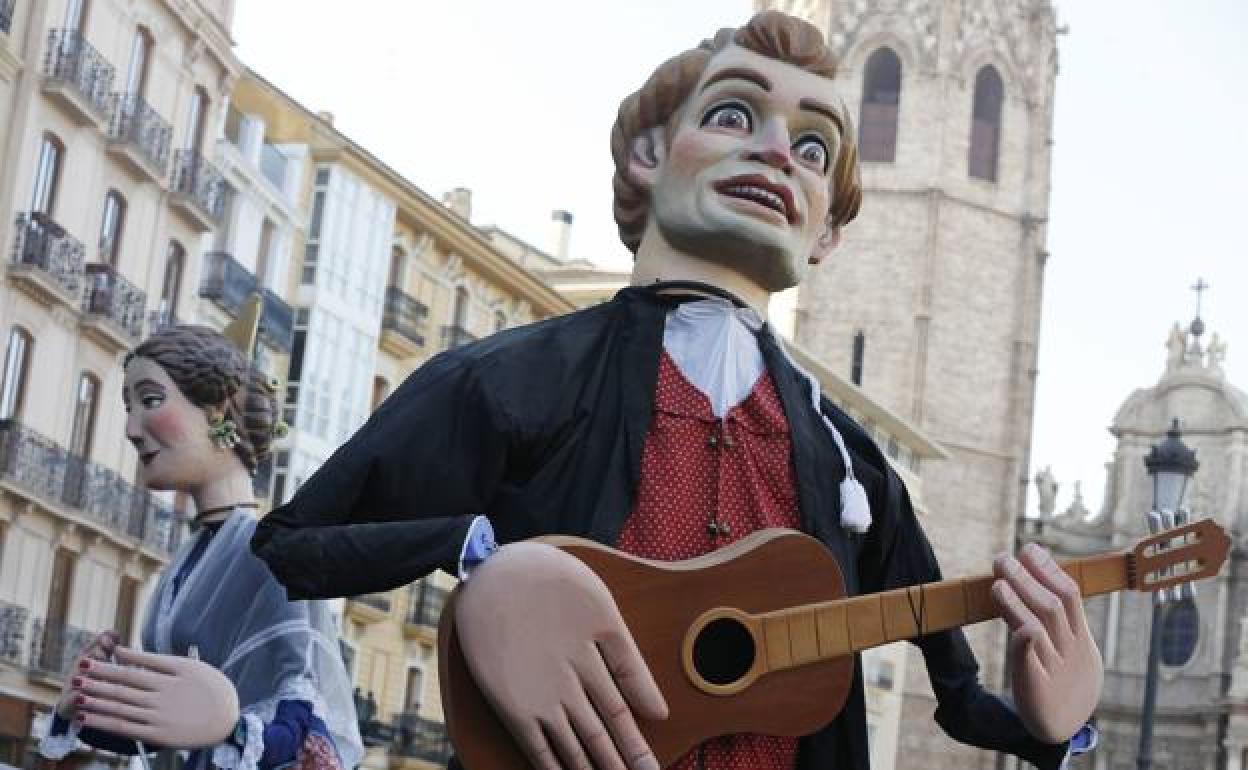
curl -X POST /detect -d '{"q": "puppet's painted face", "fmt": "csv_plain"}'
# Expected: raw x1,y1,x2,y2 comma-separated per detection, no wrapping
123,357,232,491
648,45,843,291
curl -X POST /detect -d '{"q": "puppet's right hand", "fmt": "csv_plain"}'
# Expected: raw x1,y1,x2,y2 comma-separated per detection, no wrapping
455,541,668,770
56,630,120,719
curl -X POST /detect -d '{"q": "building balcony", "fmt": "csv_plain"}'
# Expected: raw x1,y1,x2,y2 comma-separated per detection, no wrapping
0,601,29,667
199,250,256,318
8,212,84,310
258,288,294,352
170,150,226,231
346,593,392,624
81,263,146,351
107,92,172,183
441,324,476,351
0,419,182,558
380,286,427,358
403,581,448,640
29,618,94,683
41,29,114,129
0,0,14,36
392,713,452,768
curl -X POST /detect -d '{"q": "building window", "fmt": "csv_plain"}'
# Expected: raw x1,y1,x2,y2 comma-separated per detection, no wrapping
185,86,209,154
115,576,139,645
0,327,33,419
64,0,89,32
969,65,1004,181
31,134,65,215
452,286,469,328
859,47,901,162
124,27,152,97
389,245,407,288
404,666,424,713
372,377,390,412
1160,598,1199,667
159,241,185,324
256,218,276,287
99,190,126,265
303,170,329,285
69,372,99,458
851,330,865,386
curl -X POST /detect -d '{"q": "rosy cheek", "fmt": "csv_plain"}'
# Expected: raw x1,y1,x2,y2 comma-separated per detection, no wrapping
147,409,193,446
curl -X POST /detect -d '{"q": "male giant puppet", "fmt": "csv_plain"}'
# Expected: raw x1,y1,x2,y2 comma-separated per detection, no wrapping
252,11,1101,770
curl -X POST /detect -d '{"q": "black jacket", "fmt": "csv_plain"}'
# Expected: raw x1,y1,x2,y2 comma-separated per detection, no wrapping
251,286,1069,770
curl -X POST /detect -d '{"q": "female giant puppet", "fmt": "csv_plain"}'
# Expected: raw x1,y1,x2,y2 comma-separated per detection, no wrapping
252,11,1101,770
41,320,363,770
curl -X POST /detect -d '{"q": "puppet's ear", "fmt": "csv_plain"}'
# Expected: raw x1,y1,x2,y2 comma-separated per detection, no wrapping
808,220,842,266
627,127,667,192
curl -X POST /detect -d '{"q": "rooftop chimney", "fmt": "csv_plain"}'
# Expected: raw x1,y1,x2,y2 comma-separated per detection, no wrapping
316,110,335,126
550,209,573,261
443,187,472,221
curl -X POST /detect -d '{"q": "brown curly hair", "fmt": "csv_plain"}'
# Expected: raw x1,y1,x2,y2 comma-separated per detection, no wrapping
125,325,278,473
611,10,862,253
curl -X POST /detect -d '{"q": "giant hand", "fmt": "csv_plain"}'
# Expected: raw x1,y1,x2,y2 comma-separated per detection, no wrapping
991,542,1103,744
454,541,669,770
71,646,241,748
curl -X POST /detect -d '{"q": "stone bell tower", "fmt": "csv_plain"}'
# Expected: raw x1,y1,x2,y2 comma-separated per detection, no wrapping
757,3,1061,769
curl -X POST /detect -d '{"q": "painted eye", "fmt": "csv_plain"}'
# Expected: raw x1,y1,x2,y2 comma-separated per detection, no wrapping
703,103,752,132
141,395,164,409
796,136,829,171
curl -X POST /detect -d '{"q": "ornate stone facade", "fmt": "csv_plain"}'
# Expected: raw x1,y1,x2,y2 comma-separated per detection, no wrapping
1026,321,1248,770
754,3,1060,769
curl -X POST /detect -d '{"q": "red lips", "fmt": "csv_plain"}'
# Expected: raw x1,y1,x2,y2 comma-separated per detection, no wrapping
713,174,798,224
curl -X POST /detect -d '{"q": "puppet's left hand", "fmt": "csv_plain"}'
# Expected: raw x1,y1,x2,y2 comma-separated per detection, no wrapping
71,646,240,748
992,542,1103,745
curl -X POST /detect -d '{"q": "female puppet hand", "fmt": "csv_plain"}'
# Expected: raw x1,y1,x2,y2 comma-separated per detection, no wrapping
71,646,240,748
992,542,1104,744
455,541,669,770
56,630,120,720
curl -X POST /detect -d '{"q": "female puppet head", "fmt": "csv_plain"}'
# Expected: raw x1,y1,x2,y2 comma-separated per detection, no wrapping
122,325,279,490
610,10,863,257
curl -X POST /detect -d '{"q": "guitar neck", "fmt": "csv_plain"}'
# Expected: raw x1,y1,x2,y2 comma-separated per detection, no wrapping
753,552,1129,672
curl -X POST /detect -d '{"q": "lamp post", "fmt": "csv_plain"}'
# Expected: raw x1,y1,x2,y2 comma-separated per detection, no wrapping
1136,418,1199,770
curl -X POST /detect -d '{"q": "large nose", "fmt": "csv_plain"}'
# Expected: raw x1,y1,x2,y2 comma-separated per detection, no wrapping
125,411,144,448
745,117,795,175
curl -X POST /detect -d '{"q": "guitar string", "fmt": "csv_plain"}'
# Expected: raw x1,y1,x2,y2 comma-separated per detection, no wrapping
904,583,927,637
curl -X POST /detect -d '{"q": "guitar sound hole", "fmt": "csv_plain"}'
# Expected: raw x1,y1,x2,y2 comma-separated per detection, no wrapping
692,617,755,687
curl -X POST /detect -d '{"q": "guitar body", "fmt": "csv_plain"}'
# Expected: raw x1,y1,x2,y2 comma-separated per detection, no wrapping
438,529,854,770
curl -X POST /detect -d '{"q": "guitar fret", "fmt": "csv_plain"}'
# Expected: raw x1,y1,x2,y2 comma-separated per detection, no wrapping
845,594,886,650
789,609,820,665
764,614,792,670
815,602,849,659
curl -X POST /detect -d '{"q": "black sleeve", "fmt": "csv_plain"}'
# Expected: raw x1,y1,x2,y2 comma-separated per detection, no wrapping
251,351,511,600
855,458,1070,770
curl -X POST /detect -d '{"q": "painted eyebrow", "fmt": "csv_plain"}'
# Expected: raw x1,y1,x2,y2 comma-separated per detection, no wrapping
133,379,167,393
799,99,845,135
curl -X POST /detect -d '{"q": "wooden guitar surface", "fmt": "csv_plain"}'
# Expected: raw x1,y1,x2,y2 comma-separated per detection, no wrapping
438,529,853,770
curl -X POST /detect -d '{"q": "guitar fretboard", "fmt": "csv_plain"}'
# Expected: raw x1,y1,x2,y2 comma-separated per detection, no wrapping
753,552,1129,672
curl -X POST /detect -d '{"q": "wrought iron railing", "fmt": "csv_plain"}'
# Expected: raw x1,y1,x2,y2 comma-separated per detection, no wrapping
0,420,181,556
10,212,84,298
199,251,257,317
29,618,94,679
258,288,294,352
42,29,114,120
108,92,172,176
0,601,29,666
383,286,427,348
442,324,476,350
394,712,452,765
171,149,226,223
0,0,14,35
83,263,146,340
407,581,448,629
148,305,179,332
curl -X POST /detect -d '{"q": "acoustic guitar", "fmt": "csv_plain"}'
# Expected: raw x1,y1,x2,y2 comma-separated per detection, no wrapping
438,518,1229,769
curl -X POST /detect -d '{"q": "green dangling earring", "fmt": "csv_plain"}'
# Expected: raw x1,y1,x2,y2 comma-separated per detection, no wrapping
208,414,240,450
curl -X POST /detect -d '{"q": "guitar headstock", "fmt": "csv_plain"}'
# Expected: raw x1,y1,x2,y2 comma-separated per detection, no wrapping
1128,517,1231,593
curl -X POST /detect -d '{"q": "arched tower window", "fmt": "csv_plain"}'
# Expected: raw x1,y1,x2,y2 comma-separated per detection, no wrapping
858,48,901,162
969,65,1004,181
851,330,865,386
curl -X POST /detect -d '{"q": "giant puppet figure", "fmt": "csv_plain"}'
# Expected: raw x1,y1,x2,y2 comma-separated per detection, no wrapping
251,11,1101,770
40,317,363,770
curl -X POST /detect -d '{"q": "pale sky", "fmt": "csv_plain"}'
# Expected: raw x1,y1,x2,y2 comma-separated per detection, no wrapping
234,1,1248,520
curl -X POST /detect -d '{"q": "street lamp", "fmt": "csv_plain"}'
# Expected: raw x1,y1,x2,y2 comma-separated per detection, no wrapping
1136,418,1199,770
